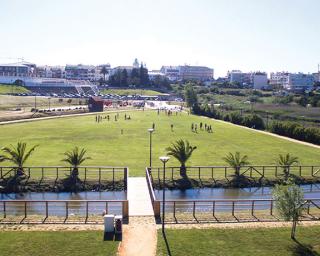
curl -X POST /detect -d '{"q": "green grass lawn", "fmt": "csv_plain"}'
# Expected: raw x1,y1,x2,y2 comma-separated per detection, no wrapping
0,110,319,176
0,231,119,256
101,88,165,96
0,84,30,94
157,226,320,256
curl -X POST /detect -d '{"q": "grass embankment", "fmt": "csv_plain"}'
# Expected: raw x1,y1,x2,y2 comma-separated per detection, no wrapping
0,231,119,256
0,84,30,94
157,226,320,255
101,88,165,96
0,95,84,111
0,111,319,176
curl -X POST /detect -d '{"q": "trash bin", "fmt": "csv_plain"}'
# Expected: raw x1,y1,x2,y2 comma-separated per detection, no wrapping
114,215,123,234
104,214,115,233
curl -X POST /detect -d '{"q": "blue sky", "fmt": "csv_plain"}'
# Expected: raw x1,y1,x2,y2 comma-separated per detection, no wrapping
0,0,319,77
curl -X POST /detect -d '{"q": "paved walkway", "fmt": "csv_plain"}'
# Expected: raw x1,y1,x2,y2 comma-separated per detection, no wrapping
118,178,157,256
127,177,154,216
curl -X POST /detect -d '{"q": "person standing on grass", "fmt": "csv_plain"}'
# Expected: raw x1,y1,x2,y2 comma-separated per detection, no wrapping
191,123,194,132
125,114,127,120
171,124,174,132
152,122,155,130
200,122,203,130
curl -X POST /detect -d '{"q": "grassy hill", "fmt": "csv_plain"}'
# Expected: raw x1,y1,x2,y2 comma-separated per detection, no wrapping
0,84,30,94
0,110,319,176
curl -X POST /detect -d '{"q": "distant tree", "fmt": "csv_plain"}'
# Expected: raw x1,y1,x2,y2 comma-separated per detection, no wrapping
184,83,198,107
276,153,299,181
100,66,109,83
166,140,197,178
120,69,128,87
272,183,305,239
223,152,250,178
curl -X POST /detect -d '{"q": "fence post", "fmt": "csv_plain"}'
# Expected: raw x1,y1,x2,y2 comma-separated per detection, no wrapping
299,166,302,177
232,201,235,217
212,201,215,217
193,201,196,219
122,201,129,218
224,167,227,178
65,202,68,220
99,168,102,187
169,167,172,181
198,167,201,180
86,201,89,221
173,201,176,219
41,167,44,180
262,166,265,177
24,202,27,219
275,166,278,177
84,167,87,184
124,168,128,191
106,202,108,214
270,200,273,216
211,167,214,179
3,202,6,218
112,168,115,189
45,201,48,219
311,166,314,177
153,200,160,218
251,201,255,216
56,167,59,180
28,167,31,178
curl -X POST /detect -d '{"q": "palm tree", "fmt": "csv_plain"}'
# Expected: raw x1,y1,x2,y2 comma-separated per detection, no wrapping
223,152,250,177
62,147,91,179
100,66,109,84
166,140,197,177
0,142,38,176
276,153,299,180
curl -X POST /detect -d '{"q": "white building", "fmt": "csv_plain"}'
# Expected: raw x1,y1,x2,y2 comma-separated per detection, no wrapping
179,65,214,81
160,66,180,81
286,73,314,91
148,70,165,80
251,72,268,89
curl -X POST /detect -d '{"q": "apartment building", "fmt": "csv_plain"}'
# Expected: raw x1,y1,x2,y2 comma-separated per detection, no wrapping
0,62,36,77
251,72,268,89
160,66,180,81
270,72,314,91
65,64,97,81
179,65,213,81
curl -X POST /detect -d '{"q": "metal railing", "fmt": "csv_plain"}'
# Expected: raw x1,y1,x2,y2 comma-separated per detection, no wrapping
0,166,128,190
0,199,129,224
160,198,320,223
149,165,320,183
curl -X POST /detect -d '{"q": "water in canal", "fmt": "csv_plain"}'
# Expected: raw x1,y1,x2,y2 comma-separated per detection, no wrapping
0,191,126,217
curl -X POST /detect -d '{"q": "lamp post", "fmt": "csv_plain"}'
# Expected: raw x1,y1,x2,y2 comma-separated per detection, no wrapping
148,128,154,167
48,97,51,111
159,156,170,233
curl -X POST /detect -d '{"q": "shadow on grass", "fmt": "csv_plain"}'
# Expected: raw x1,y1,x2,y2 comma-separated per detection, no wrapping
290,239,319,256
103,232,122,241
162,229,172,256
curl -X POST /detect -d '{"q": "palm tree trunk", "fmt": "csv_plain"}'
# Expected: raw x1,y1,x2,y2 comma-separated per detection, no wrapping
180,164,187,178
72,167,79,179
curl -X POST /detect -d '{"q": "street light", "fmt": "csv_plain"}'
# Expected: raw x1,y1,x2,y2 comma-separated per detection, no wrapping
148,128,154,167
48,97,51,111
159,156,170,233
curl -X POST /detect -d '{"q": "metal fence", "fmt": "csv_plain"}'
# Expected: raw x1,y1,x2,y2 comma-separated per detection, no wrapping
0,199,129,224
160,198,320,223
0,166,128,190
149,165,320,183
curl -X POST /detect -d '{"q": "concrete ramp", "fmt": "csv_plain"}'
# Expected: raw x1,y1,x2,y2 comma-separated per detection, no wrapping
127,177,154,216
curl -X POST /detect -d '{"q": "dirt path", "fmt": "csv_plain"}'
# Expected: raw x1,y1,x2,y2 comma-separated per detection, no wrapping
118,217,157,256
163,220,320,230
